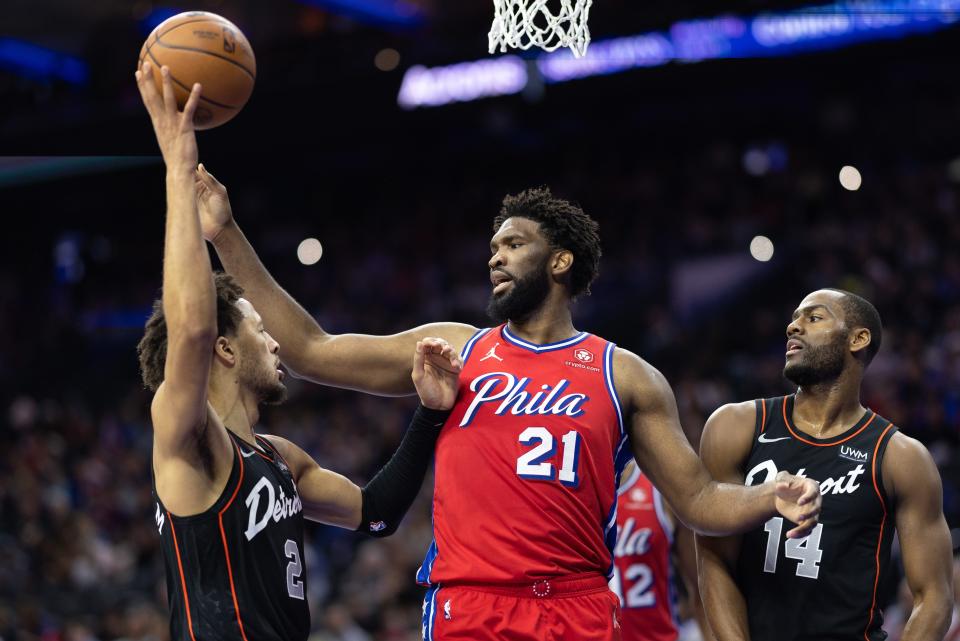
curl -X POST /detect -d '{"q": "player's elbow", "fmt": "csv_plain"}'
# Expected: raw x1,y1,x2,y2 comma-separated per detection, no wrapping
674,486,717,535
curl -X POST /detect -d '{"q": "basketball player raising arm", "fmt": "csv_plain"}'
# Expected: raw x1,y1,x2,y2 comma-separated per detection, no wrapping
696,289,953,641
135,61,461,640
197,176,820,640
197,173,820,539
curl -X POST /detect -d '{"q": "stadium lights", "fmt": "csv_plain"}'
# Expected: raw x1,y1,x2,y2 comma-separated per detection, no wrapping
839,165,862,190
375,48,402,71
297,238,324,265
398,0,960,109
750,236,775,262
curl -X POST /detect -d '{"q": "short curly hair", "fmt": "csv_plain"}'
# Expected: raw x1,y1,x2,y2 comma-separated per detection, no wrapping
493,186,601,298
137,272,245,392
824,288,883,366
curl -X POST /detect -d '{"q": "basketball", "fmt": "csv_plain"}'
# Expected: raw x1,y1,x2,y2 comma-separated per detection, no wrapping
138,12,256,129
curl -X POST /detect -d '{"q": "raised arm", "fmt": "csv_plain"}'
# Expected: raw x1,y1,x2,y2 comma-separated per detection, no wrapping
193,167,476,395
694,402,758,641
617,349,820,537
886,433,953,641
135,62,215,459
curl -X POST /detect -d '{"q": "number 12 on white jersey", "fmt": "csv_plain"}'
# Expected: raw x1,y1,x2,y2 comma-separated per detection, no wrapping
516,427,581,487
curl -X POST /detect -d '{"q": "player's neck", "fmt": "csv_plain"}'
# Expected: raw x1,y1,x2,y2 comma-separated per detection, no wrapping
506,300,576,345
207,375,260,443
792,376,865,438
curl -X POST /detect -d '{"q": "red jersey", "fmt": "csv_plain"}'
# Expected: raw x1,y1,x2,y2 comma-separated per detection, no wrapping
417,325,630,586
610,466,679,641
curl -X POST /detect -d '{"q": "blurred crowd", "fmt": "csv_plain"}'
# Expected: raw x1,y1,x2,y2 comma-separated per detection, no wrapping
2,129,960,640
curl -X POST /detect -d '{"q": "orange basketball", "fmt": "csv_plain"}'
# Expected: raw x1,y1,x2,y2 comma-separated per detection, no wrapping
138,11,256,129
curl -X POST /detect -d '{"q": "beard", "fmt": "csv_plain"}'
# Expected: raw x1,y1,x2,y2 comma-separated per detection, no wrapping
486,259,551,325
240,357,288,405
783,333,847,387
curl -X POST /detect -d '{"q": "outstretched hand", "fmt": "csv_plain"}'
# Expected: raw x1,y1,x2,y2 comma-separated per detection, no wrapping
195,164,234,242
773,471,822,539
134,61,202,172
412,338,462,411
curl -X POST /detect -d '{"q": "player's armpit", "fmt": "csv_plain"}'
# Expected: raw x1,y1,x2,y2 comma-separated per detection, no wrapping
261,435,363,529
886,433,954,641
295,322,477,396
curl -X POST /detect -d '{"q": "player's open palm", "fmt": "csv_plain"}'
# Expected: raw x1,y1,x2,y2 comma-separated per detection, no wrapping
195,164,234,242
773,471,822,539
135,60,202,171
412,338,462,411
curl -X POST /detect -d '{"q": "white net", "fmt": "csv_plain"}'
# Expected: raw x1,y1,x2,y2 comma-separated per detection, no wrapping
488,0,593,58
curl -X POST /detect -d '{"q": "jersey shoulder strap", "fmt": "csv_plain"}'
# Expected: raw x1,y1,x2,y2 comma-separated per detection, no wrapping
869,417,898,508
744,396,788,461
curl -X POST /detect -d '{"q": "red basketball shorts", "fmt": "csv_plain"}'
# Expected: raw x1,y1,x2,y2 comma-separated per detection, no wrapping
421,573,622,641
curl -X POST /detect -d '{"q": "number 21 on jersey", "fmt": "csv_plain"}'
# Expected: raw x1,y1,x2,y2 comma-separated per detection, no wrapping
516,427,581,487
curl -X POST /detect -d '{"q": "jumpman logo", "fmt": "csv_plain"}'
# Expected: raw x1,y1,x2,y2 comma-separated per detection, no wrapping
480,343,504,362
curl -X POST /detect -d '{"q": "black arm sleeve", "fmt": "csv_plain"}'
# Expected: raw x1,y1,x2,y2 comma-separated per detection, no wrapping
357,404,449,537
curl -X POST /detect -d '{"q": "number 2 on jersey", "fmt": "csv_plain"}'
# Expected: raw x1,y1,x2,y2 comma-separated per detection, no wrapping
285,539,305,600
516,427,581,487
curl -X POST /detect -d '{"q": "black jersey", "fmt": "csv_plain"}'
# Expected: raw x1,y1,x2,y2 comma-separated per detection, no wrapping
153,432,310,641
736,395,898,641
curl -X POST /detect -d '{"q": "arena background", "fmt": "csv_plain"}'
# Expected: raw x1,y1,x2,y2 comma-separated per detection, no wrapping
2,1,959,639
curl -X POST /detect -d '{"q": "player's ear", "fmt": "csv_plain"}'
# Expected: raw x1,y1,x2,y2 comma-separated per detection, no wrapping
849,327,871,357
552,249,573,278
214,336,237,366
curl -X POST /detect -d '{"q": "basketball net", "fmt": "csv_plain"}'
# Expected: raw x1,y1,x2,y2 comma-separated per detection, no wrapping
488,0,593,58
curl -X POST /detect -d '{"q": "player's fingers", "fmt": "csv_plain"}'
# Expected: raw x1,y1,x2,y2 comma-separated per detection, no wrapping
786,518,818,539
136,61,160,112
440,344,458,361
181,83,202,129
421,337,450,354
412,341,426,376
160,66,176,115
134,69,148,105
199,163,224,187
440,345,463,371
424,353,460,375
774,480,793,499
797,480,821,506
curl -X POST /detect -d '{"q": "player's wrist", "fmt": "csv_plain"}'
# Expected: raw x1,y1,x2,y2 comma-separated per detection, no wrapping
412,404,451,428
210,218,241,248
760,481,779,516
165,164,195,185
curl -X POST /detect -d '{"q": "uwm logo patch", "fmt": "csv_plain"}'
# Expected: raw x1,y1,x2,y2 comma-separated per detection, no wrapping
839,445,869,463
573,348,594,363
